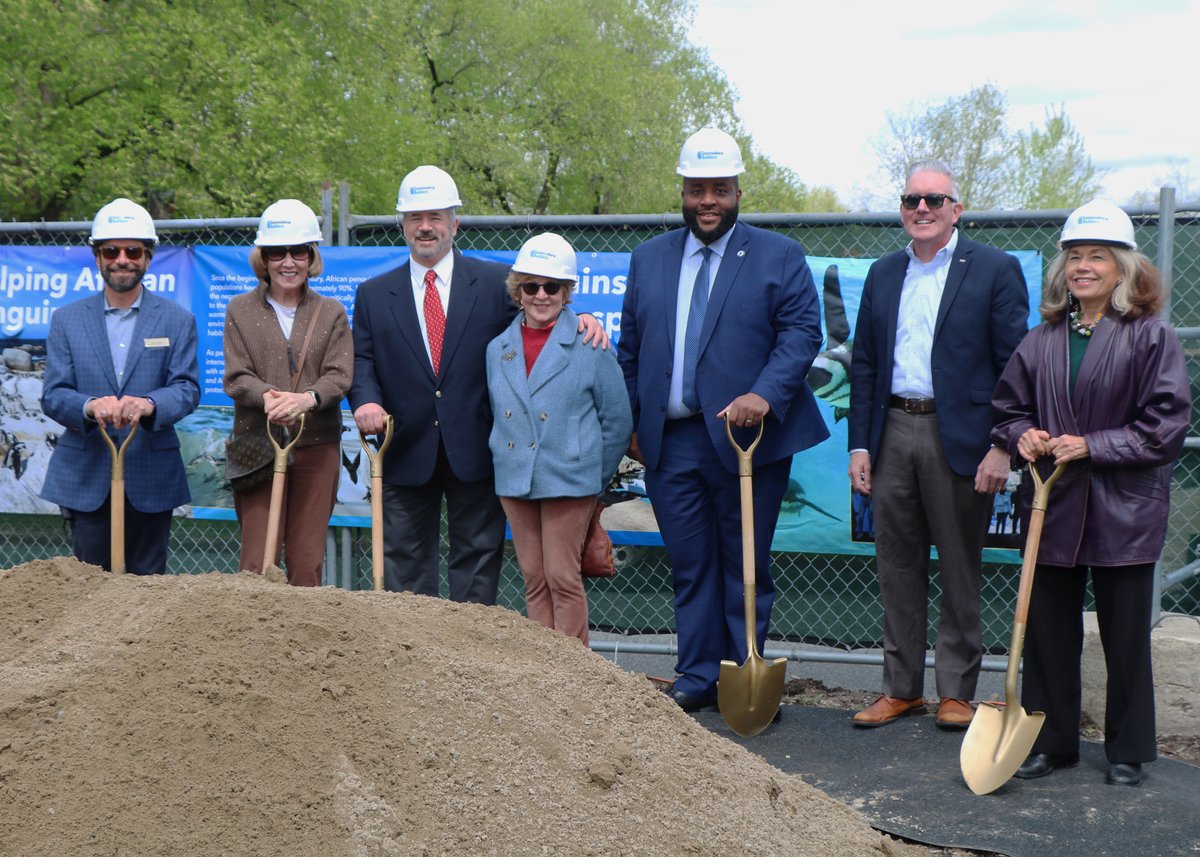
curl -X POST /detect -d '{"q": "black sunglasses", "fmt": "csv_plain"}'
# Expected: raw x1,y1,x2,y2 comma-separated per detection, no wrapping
263,244,313,262
98,244,147,260
519,282,564,296
900,193,957,210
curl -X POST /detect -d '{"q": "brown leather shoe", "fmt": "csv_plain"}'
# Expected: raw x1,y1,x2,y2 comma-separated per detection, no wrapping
935,697,974,730
853,695,927,728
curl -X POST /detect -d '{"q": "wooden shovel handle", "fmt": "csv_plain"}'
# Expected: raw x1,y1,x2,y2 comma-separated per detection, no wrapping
359,416,393,591
1012,460,1067,625
99,423,138,575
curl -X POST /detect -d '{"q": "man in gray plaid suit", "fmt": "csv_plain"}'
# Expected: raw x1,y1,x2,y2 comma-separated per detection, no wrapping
40,198,200,574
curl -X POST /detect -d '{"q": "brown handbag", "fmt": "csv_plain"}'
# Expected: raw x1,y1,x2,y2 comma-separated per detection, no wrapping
224,299,325,493
580,500,615,578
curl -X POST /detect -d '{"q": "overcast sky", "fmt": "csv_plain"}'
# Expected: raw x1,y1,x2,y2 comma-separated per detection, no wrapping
688,0,1200,209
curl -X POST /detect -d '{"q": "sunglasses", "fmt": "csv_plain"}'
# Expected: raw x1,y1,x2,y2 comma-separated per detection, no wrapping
98,245,147,260
900,193,957,210
519,282,564,296
263,244,313,262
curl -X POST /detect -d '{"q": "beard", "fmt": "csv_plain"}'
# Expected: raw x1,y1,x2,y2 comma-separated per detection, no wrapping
101,266,145,293
682,202,739,245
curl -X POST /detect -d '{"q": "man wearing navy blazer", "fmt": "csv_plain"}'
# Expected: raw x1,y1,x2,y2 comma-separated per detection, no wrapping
619,128,828,711
41,198,200,575
847,160,1028,729
351,166,606,604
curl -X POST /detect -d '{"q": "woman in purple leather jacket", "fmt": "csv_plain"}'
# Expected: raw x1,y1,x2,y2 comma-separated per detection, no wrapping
991,200,1191,788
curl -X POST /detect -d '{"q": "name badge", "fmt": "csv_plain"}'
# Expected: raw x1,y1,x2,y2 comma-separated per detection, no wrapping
144,337,170,348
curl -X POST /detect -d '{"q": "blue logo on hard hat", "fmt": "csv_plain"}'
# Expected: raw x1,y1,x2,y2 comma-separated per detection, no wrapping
411,185,434,196
1078,215,1108,224
265,220,291,229
530,250,555,260
697,150,723,160
108,215,135,224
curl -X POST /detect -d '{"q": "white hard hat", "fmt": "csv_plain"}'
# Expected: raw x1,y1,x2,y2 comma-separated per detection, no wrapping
676,127,745,178
1060,199,1137,251
90,198,157,245
396,165,463,213
512,232,577,282
254,199,322,246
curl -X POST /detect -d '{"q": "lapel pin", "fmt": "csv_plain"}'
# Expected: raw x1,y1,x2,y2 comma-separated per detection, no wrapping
738,250,746,257
502,350,516,362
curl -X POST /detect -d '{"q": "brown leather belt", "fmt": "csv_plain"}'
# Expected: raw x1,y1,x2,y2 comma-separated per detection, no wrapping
888,395,936,415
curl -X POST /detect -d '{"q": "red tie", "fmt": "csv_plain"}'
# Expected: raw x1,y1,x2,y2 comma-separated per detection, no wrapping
423,268,446,375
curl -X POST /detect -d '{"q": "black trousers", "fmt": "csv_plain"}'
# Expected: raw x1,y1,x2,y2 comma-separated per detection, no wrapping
1022,561,1157,763
381,440,505,605
67,498,173,575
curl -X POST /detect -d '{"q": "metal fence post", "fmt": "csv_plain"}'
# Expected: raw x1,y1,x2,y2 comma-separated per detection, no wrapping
321,182,334,246
338,182,350,247
1159,186,1177,322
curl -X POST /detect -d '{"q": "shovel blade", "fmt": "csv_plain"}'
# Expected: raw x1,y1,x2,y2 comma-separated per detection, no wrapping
960,702,1046,795
717,653,787,738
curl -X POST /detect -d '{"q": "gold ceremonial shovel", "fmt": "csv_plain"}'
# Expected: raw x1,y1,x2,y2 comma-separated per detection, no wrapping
717,416,786,737
960,460,1066,795
261,414,306,574
358,415,394,591
99,422,138,575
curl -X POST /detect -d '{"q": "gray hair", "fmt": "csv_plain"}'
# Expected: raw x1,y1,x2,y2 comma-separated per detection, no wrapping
905,159,961,202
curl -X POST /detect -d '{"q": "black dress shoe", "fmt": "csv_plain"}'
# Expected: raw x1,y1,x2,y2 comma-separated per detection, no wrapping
666,687,716,712
1013,752,1080,780
1105,763,1144,786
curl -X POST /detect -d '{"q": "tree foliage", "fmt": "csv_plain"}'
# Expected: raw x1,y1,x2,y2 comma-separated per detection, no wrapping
872,84,1102,209
0,0,840,221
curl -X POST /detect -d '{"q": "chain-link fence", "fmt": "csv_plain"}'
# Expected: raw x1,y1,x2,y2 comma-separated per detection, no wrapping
4,194,1199,663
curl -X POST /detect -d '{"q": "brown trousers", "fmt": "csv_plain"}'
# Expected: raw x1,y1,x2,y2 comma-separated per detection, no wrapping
234,442,340,586
873,409,992,700
500,495,596,644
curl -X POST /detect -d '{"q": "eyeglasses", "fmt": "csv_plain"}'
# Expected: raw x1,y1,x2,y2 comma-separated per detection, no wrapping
519,282,564,296
900,193,957,210
263,245,313,262
98,245,147,260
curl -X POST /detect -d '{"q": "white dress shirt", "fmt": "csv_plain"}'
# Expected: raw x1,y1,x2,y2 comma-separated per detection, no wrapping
890,230,958,398
409,253,454,366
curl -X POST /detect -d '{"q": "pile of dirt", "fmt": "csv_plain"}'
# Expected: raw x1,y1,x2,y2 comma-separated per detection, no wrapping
0,558,929,856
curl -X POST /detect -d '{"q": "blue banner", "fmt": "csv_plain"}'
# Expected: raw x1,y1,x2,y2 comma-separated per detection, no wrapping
0,243,1041,561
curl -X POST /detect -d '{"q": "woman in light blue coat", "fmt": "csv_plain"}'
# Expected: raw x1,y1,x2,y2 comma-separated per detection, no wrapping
486,233,632,643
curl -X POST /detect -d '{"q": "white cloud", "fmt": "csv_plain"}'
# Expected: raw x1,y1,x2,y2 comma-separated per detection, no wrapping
689,0,1200,207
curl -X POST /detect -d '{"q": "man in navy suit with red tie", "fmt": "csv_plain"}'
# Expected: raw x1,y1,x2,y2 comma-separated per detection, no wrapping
351,165,606,604
619,128,828,711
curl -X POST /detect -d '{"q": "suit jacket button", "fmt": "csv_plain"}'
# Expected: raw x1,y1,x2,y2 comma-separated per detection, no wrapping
507,442,514,449
540,412,548,421
435,390,442,398
433,420,439,427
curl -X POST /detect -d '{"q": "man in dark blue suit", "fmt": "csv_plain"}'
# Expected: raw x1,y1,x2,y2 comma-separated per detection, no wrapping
619,128,828,711
351,166,606,603
41,198,200,575
848,160,1028,729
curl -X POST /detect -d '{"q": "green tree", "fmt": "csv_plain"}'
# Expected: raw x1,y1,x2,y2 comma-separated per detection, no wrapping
1007,107,1103,209
872,84,1100,210
0,0,839,221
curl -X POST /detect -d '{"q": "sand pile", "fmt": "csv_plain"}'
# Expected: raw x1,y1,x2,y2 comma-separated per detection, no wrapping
0,558,924,856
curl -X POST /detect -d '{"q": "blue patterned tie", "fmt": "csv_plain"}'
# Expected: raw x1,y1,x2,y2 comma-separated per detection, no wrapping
681,247,712,413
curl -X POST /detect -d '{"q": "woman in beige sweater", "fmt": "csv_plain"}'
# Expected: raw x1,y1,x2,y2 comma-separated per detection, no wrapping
223,200,353,584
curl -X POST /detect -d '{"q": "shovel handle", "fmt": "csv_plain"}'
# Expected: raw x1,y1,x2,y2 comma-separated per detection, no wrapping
99,423,138,575
359,416,394,591
262,415,306,572
1013,460,1066,625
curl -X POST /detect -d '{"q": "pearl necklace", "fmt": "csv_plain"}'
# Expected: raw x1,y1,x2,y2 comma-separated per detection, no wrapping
1069,307,1104,337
